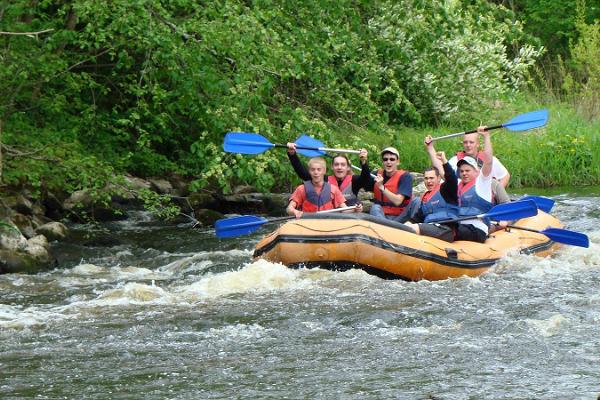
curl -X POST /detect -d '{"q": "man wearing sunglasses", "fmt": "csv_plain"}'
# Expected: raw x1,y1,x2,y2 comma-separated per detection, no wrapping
364,147,413,222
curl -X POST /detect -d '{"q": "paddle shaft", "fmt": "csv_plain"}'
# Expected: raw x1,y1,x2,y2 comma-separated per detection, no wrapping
433,213,492,224
291,144,361,154
431,124,503,142
261,205,358,224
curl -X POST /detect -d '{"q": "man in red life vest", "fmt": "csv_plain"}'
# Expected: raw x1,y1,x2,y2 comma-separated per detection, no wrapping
287,157,362,218
365,147,413,222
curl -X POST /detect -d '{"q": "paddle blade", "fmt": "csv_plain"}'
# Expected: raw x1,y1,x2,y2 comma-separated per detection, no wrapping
223,132,273,154
215,215,268,238
541,228,590,248
520,195,555,213
502,109,548,131
486,200,538,221
294,135,326,157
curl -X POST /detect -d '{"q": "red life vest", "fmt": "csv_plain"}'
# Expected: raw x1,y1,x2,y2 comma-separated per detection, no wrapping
456,151,486,168
301,181,335,212
373,169,409,216
421,184,441,203
328,175,356,206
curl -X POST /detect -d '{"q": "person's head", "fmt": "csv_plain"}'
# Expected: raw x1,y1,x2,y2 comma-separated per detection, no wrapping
422,167,441,191
331,154,352,179
308,157,327,183
380,147,400,175
457,156,479,184
462,132,480,157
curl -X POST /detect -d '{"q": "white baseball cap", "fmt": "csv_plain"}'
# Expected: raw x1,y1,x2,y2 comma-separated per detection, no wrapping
456,156,479,170
380,147,400,159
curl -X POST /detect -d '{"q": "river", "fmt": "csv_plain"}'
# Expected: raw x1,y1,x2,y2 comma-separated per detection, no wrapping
1,190,599,399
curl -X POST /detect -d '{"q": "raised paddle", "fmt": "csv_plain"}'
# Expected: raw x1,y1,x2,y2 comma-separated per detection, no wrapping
223,132,361,155
432,200,538,225
293,135,377,177
431,109,549,141
493,223,589,247
215,206,357,238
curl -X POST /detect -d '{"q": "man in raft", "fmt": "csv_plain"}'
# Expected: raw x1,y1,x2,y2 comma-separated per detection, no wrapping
287,157,363,218
286,143,370,206
447,128,511,205
404,137,459,241
364,147,413,222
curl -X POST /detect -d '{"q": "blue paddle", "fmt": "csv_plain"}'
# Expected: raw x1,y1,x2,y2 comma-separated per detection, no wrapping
519,195,555,213
434,200,538,225
494,223,589,247
223,132,361,155
215,206,357,238
431,109,549,141
293,135,376,177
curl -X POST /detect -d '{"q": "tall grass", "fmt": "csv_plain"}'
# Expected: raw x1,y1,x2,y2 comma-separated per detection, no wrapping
353,97,600,189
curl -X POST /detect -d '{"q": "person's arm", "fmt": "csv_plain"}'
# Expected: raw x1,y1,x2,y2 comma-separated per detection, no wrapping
332,187,362,213
440,160,458,204
287,143,311,181
491,179,510,204
448,155,458,173
363,164,376,192
479,126,493,178
378,173,412,206
498,173,510,188
286,200,303,218
424,135,444,177
353,149,371,194
287,186,305,218
492,157,511,188
408,198,424,223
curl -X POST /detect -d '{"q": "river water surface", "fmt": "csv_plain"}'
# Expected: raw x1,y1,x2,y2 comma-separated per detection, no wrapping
1,191,599,399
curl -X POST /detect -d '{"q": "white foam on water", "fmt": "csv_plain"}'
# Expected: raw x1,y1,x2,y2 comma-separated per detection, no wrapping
54,263,172,288
59,259,317,311
175,259,309,301
492,232,600,280
0,304,71,330
157,249,251,276
68,282,176,308
525,314,567,337
71,263,105,275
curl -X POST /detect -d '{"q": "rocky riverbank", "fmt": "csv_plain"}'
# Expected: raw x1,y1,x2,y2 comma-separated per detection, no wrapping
0,173,424,274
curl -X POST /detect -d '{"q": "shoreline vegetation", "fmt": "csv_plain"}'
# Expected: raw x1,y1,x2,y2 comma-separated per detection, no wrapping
1,1,599,272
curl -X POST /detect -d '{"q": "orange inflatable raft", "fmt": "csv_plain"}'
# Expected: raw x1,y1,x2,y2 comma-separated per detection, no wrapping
253,212,562,281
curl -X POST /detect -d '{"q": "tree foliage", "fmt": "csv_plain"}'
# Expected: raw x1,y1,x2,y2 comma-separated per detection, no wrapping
1,0,541,195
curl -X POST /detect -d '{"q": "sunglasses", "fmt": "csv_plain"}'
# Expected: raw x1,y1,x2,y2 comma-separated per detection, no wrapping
382,157,397,162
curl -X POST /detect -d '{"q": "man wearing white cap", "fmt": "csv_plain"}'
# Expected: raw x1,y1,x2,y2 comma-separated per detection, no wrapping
448,131,510,187
453,126,495,242
365,147,413,221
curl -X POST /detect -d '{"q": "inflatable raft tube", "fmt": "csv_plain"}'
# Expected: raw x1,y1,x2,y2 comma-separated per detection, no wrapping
253,212,562,281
